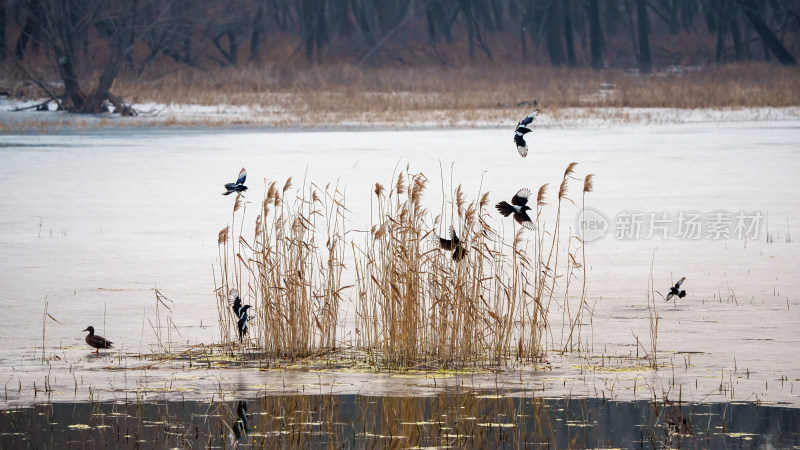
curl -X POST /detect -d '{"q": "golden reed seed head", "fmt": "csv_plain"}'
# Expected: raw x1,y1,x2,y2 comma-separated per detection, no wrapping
411,175,427,206
465,202,477,225
374,182,385,198
282,177,293,193
514,228,525,247
564,162,578,178
233,193,242,212
537,183,549,207
254,215,263,237
479,192,490,210
455,184,465,217
374,223,387,240
218,226,229,245
558,178,568,199
583,174,595,193
395,173,405,195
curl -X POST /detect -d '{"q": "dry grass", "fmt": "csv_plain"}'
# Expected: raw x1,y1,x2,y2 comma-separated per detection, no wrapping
110,64,800,111
3,63,798,131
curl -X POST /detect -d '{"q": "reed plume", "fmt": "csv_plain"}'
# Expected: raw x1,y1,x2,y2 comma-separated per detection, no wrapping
583,174,595,193
537,184,549,207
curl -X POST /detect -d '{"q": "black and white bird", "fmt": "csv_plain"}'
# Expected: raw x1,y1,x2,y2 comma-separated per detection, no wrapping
495,188,535,229
232,401,250,439
230,293,242,317
223,168,248,195
230,293,252,342
666,277,687,301
237,305,252,342
514,109,539,158
439,226,467,262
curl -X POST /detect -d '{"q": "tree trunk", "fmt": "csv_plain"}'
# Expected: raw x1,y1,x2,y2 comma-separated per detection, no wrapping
716,0,729,63
635,0,652,73
588,0,604,69
0,0,6,63
490,0,504,31
666,0,681,34
563,0,577,66
737,0,796,65
461,0,476,62
249,0,266,63
679,0,695,31
730,11,743,62
227,30,239,66
14,0,42,61
545,1,566,66
704,0,718,33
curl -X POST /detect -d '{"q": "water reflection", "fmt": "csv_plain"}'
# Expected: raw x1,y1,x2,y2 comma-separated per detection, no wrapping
231,400,250,442
1,392,797,448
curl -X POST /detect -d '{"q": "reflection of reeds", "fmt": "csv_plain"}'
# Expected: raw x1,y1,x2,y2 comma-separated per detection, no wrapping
646,251,659,369
215,164,591,368
7,392,735,448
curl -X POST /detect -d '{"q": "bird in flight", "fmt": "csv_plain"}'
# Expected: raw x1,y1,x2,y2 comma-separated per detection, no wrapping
514,109,539,158
496,188,535,229
83,326,113,353
666,277,687,301
439,226,467,262
223,168,248,195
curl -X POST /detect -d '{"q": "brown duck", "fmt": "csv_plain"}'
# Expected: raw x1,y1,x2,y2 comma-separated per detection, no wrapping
83,326,113,353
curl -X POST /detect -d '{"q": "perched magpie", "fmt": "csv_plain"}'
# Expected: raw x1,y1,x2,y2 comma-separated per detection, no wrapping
237,305,252,342
666,277,687,301
223,168,248,195
514,109,539,158
439,226,467,262
495,188,535,229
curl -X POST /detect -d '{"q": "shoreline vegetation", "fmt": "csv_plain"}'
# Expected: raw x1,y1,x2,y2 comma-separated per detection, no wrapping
2,65,799,132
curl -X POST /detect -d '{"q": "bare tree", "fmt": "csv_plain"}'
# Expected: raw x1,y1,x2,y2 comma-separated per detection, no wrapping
0,0,6,63
15,0,146,114
545,0,566,66
737,0,796,65
635,0,652,72
587,0,604,69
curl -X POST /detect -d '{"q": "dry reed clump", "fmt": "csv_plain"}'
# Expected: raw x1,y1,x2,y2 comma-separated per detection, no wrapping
351,165,567,368
215,179,347,358
110,64,800,112
215,164,594,369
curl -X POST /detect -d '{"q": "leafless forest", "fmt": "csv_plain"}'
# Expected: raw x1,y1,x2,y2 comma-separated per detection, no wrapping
1,0,798,113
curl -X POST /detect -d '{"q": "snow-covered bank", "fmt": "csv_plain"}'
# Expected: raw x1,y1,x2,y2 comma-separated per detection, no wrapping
2,97,799,131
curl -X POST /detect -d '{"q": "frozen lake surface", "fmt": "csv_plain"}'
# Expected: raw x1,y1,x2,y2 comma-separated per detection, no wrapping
0,121,799,407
